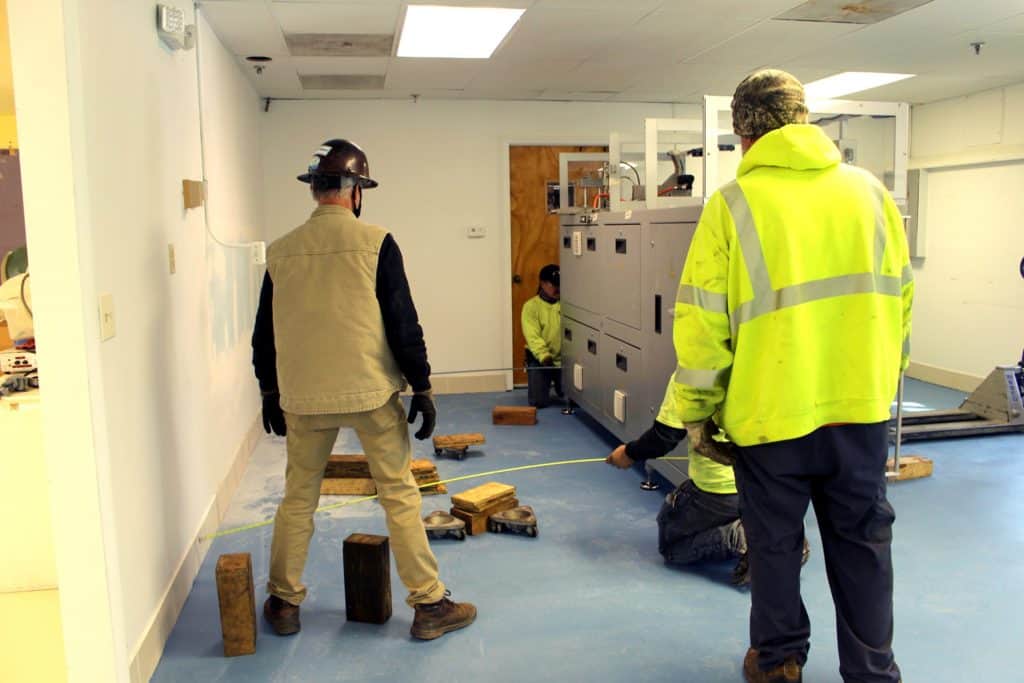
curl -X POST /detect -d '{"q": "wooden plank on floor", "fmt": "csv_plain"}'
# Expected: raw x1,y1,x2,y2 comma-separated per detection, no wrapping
888,455,933,481
450,497,519,535
492,406,537,425
451,482,516,512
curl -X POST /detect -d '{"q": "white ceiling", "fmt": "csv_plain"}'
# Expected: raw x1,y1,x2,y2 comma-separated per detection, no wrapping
198,0,1024,104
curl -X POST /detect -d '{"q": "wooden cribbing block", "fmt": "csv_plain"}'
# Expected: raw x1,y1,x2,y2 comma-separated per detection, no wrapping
215,553,257,657
321,479,377,495
343,534,392,624
324,455,371,478
493,406,537,425
450,497,519,535
433,433,486,450
451,482,517,512
888,455,933,481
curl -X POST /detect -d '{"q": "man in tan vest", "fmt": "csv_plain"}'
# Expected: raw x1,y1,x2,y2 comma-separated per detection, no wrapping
252,139,476,640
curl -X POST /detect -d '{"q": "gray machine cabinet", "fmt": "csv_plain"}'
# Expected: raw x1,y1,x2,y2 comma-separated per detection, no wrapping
560,203,704,481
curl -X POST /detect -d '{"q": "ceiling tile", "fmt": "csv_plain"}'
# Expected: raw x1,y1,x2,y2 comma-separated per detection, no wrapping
290,57,389,75
459,88,545,100
385,58,488,90
683,19,862,66
270,1,400,35
199,2,289,56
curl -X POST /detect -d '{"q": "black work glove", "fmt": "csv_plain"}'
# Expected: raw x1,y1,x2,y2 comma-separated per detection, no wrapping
262,392,287,437
408,391,436,440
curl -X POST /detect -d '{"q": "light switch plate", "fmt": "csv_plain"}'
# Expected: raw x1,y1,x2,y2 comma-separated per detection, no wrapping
467,225,486,238
98,294,116,341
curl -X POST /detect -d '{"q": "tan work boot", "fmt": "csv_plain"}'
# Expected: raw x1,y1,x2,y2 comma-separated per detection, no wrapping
743,648,802,683
411,591,477,640
264,595,301,636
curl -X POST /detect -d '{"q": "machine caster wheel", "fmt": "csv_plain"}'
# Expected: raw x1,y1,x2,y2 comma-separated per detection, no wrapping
640,480,659,491
456,530,466,541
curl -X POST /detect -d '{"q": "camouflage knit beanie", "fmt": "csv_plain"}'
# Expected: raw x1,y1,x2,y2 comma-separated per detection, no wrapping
732,69,809,139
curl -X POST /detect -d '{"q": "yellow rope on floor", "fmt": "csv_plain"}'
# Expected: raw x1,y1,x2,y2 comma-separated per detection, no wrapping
204,455,689,540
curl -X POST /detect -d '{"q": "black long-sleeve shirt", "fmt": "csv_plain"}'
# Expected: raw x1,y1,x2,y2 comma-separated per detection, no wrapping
252,234,432,396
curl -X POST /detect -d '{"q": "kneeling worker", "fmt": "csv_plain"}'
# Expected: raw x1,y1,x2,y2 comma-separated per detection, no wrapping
607,422,748,582
252,138,475,640
521,263,563,408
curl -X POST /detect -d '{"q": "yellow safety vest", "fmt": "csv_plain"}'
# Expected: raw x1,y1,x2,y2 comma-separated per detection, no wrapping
521,295,562,364
658,124,913,447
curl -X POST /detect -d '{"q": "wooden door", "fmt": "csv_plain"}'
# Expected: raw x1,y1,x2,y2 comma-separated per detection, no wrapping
509,145,606,385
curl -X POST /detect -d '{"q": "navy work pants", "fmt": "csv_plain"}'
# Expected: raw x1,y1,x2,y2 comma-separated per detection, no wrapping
733,422,901,683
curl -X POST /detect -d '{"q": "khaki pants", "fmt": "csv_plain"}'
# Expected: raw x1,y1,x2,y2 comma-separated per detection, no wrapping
267,393,446,607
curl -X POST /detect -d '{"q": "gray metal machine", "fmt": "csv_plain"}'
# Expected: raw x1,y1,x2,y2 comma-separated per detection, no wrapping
559,204,704,486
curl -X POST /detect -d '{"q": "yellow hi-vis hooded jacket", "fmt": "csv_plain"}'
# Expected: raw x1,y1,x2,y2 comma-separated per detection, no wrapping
657,124,913,447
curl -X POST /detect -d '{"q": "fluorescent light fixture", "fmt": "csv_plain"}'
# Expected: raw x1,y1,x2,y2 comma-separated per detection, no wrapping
398,5,525,59
803,71,915,99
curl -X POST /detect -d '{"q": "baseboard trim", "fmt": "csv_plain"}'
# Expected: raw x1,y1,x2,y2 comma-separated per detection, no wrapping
129,414,263,683
430,373,508,395
906,361,983,393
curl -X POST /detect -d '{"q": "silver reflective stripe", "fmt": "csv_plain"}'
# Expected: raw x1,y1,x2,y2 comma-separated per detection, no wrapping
677,284,728,314
902,334,911,358
721,182,772,300
673,364,729,389
723,179,901,337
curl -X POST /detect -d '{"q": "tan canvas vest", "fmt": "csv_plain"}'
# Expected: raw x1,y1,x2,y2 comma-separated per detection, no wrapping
267,205,404,415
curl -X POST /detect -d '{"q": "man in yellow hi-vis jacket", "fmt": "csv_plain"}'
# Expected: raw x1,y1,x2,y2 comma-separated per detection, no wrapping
657,71,912,683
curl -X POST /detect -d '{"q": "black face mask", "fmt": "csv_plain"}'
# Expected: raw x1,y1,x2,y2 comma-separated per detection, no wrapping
353,185,362,218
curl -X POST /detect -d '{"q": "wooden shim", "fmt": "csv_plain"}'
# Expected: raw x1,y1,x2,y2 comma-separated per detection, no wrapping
451,482,517,512
433,433,486,450
450,497,519,535
888,455,933,481
343,534,392,624
325,455,370,479
321,478,377,495
215,553,257,657
493,406,537,425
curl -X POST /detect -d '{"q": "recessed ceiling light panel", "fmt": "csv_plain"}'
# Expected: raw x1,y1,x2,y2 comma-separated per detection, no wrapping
397,5,525,59
803,71,915,99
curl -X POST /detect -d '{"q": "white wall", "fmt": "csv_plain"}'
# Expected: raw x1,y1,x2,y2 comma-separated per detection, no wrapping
261,99,690,382
908,82,1024,386
10,0,265,678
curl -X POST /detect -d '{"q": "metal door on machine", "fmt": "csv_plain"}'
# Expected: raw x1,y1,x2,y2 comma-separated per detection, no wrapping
560,222,603,316
643,221,698,411
601,334,646,441
563,317,602,414
599,224,642,330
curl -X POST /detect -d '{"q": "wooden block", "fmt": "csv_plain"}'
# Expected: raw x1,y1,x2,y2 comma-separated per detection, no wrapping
324,455,371,479
343,534,392,624
450,497,519,535
451,482,517,512
433,433,487,450
888,455,933,481
321,478,377,495
493,406,537,426
215,553,257,657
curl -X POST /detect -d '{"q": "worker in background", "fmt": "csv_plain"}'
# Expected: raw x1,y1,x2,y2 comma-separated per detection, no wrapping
252,139,476,641
637,71,911,683
521,263,563,408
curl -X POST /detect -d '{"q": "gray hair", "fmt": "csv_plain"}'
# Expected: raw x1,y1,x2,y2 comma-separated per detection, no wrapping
311,175,357,201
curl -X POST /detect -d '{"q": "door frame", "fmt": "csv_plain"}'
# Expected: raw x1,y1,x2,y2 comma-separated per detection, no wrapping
499,137,608,391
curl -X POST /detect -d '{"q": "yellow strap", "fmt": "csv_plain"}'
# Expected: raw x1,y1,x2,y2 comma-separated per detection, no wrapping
204,456,689,540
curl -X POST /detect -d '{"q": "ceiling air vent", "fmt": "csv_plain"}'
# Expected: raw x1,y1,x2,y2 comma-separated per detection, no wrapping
775,0,935,24
286,33,393,57
299,75,386,90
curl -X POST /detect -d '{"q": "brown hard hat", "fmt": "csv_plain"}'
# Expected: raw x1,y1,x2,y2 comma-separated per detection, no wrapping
297,138,378,188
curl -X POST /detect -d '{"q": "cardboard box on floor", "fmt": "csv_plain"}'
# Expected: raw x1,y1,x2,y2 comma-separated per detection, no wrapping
0,322,11,351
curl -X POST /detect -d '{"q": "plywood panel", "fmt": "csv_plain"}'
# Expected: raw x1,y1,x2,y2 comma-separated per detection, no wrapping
509,145,604,385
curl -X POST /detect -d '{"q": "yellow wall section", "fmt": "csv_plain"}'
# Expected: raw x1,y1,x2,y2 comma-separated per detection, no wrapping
0,114,16,148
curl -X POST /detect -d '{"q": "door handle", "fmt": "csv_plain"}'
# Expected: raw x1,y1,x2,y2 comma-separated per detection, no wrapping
513,274,522,284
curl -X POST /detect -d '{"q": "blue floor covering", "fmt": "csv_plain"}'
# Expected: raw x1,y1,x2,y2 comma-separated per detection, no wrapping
152,379,1024,682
